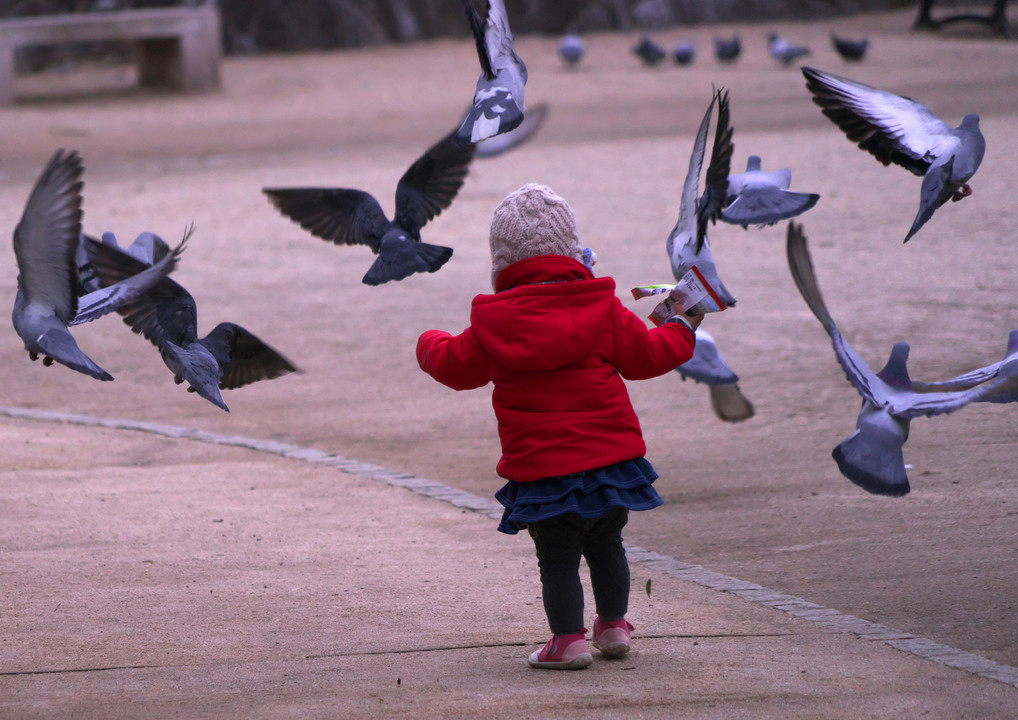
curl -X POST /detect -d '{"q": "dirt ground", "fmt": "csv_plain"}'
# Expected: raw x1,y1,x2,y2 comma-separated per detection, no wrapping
2,4,1017,693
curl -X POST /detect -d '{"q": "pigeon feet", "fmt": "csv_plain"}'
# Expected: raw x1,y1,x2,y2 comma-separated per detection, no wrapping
43,356,54,367
29,352,39,362
951,183,973,202
174,376,185,384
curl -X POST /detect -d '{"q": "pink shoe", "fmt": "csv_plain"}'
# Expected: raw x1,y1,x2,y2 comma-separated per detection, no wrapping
592,618,634,657
527,630,592,670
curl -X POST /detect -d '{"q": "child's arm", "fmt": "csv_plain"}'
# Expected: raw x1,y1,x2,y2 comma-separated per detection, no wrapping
610,299,697,380
416,328,492,390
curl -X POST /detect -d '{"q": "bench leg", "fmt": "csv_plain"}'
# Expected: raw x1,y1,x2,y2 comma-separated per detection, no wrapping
0,45,14,104
138,37,183,89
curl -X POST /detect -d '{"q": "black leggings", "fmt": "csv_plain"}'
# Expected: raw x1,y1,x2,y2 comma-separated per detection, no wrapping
527,507,630,635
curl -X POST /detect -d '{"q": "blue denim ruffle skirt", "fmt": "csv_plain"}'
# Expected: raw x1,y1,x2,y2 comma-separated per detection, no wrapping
494,457,663,535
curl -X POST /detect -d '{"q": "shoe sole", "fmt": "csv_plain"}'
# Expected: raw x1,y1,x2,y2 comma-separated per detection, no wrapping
528,652,593,670
593,641,630,657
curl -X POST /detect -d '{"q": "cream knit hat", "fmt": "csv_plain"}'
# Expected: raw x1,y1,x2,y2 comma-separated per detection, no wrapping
489,183,583,289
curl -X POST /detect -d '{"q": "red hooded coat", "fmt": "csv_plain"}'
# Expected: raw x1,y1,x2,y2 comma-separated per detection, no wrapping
416,255,696,482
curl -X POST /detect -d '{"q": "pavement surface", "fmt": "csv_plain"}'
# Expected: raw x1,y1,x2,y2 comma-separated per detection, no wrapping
2,410,1017,719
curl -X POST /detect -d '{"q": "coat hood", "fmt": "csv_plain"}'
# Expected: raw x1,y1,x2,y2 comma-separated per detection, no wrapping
470,255,616,372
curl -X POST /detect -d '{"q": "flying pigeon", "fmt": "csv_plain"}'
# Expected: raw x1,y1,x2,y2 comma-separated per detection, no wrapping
263,126,475,286
633,33,666,67
713,34,741,63
667,88,736,308
12,150,182,381
671,40,695,66
473,102,548,159
767,32,811,65
786,222,1006,496
801,66,985,243
830,33,868,62
83,229,299,412
455,0,527,145
557,34,584,67
676,328,755,422
720,155,820,228
911,330,1018,404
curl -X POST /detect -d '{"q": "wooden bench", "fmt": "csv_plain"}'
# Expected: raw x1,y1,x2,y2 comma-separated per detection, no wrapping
913,0,1014,39
0,3,222,104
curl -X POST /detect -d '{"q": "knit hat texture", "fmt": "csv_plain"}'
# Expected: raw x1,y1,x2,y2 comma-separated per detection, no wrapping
489,183,582,289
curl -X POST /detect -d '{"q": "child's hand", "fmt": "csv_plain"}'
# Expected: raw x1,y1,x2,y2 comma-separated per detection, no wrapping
683,312,704,331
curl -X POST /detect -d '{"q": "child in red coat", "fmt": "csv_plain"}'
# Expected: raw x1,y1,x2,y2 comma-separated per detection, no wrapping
416,184,701,669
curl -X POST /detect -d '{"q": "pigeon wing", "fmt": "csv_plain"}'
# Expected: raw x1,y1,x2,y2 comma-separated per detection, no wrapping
696,88,734,251
666,93,714,272
13,149,84,324
801,67,952,177
460,0,494,80
200,322,299,390
263,187,390,253
394,128,475,237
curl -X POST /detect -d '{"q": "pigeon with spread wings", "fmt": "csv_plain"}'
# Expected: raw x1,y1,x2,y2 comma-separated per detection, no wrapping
786,222,1007,496
455,0,527,145
720,155,819,228
264,127,474,286
84,230,298,412
802,66,984,243
13,150,182,381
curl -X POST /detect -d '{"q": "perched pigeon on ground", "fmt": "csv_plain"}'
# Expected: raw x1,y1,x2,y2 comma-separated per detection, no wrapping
786,222,1007,496
455,0,527,145
802,66,985,243
557,34,584,67
83,229,298,412
633,33,666,66
667,88,737,308
263,126,474,285
720,155,820,228
676,328,755,422
713,34,741,63
12,150,183,381
671,40,695,66
767,32,811,65
911,330,1018,403
473,102,548,158
830,33,868,62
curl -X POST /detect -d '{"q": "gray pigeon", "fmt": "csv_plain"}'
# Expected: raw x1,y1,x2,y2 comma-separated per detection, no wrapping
557,34,584,67
830,33,868,62
12,150,182,381
767,32,811,65
802,66,985,243
632,33,666,67
671,40,695,66
676,328,755,422
667,88,736,308
786,222,1007,496
84,229,299,412
720,155,820,228
713,35,740,63
911,330,1018,403
474,102,549,159
455,0,527,145
263,126,475,286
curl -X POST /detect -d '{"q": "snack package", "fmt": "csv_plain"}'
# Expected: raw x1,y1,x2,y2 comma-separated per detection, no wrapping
633,266,727,326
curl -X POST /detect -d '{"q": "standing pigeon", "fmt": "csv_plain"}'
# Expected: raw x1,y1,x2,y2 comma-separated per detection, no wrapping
263,126,475,286
557,34,584,67
12,150,183,381
671,40,695,66
830,33,868,62
802,66,985,243
720,155,819,228
83,230,298,412
786,222,1007,496
455,0,527,145
632,33,666,67
767,32,811,65
713,34,741,63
